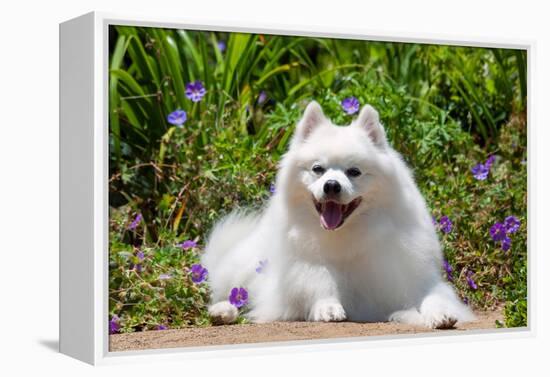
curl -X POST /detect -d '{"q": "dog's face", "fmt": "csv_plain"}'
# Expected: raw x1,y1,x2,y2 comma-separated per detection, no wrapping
281,101,393,231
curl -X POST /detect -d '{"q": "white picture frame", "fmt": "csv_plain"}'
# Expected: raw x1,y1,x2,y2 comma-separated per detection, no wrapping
59,11,534,365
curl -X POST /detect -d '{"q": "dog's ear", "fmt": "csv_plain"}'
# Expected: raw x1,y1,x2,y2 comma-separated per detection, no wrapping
354,104,388,148
291,101,327,146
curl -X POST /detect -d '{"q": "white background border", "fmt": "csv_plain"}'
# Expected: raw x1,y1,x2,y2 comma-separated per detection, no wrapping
97,12,533,364
2,0,548,375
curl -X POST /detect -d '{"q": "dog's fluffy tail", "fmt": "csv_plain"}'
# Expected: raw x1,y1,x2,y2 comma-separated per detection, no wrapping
202,211,258,265
201,211,259,302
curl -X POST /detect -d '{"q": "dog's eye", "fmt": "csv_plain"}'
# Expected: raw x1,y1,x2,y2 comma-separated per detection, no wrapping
312,165,326,175
346,167,362,177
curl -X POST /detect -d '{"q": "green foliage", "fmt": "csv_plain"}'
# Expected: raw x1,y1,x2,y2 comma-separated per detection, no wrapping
429,114,527,312
110,213,211,331
108,26,527,332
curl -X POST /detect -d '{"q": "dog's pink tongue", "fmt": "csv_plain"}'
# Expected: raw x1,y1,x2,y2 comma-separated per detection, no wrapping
320,202,343,230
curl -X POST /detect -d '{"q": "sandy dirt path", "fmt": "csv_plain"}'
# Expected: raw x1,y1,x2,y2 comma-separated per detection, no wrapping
110,309,503,352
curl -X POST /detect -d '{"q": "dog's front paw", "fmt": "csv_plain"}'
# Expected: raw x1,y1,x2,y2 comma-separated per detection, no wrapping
309,299,347,322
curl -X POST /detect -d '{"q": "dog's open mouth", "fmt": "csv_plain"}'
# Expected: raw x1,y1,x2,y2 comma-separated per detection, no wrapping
313,197,362,230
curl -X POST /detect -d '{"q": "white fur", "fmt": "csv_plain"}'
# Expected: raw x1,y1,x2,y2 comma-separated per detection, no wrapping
202,101,475,328
208,301,239,325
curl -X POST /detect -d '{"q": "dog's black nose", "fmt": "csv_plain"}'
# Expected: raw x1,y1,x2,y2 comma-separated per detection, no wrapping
323,180,341,195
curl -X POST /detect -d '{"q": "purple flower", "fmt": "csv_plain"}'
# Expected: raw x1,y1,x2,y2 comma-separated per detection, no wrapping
185,81,206,102
341,96,360,115
471,155,496,180
257,91,268,105
269,183,276,194
109,315,120,334
490,222,507,242
443,260,452,274
504,215,520,234
156,325,168,330
177,240,198,250
442,259,453,281
158,273,172,280
471,163,489,180
190,264,208,283
439,216,453,234
217,40,226,52
485,155,496,168
490,220,516,251
501,236,512,252
463,296,469,305
431,216,437,226
133,250,144,272
128,213,142,230
228,287,248,308
167,109,187,126
256,259,268,274
466,271,477,290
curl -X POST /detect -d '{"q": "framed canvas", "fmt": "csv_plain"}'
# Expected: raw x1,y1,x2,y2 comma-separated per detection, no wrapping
59,11,532,365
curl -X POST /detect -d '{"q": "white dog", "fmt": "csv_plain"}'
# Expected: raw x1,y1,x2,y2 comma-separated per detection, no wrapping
201,101,474,329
